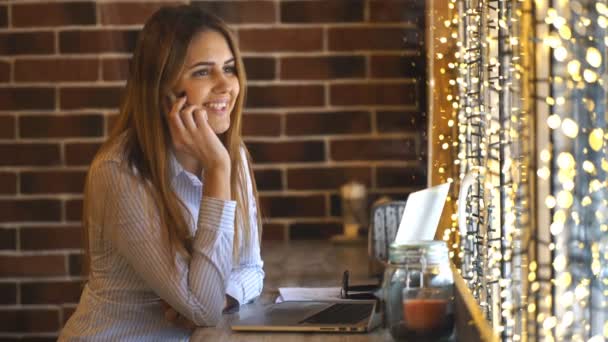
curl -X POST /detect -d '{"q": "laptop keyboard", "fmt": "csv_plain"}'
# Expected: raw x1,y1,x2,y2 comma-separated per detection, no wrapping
299,303,374,325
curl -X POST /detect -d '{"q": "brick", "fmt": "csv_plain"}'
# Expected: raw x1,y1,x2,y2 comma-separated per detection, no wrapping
377,110,425,132
243,57,275,80
370,55,425,78
0,199,62,222
287,167,371,190
21,170,87,194
0,5,6,27
15,58,98,82
330,83,416,106
239,28,323,52
0,87,54,110
369,0,425,26
102,58,130,81
65,142,102,166
261,223,285,241
69,253,86,276
242,113,281,137
260,195,325,218
377,166,426,188
330,138,417,161
0,115,14,139
66,199,83,222
60,30,138,54
0,255,65,277
0,60,9,82
21,225,82,251
253,169,283,191
21,281,83,305
285,111,371,135
281,0,363,23
0,283,16,304
330,193,342,217
281,56,365,80
0,172,16,194
246,85,324,108
0,31,54,55
0,309,60,332
13,2,96,27
193,1,276,23
248,141,325,163
60,86,123,110
0,144,60,166
329,27,421,51
290,222,342,240
0,227,16,250
20,114,104,138
99,2,184,25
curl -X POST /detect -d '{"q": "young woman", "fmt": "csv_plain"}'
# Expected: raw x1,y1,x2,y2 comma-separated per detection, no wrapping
60,5,263,340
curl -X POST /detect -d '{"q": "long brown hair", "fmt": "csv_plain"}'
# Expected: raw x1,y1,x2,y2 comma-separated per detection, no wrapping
83,5,261,271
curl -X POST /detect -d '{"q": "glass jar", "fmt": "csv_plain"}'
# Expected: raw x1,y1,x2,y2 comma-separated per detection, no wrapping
382,241,455,341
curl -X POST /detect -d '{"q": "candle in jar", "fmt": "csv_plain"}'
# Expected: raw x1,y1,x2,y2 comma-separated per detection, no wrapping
402,298,450,331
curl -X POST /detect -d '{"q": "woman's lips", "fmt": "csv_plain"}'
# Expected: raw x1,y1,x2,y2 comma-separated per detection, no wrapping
204,101,229,116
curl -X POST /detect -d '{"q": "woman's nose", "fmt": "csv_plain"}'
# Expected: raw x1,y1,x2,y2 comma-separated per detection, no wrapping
213,72,231,93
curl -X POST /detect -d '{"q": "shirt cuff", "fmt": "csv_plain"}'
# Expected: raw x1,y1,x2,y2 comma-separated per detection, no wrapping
196,196,236,234
225,280,243,305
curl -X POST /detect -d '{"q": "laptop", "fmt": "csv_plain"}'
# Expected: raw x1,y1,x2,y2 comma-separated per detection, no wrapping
231,300,380,333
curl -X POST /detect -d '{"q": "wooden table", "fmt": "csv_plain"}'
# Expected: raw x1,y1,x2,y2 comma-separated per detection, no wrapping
191,240,394,341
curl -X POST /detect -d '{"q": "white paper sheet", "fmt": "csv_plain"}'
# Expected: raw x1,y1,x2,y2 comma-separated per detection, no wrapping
393,182,451,244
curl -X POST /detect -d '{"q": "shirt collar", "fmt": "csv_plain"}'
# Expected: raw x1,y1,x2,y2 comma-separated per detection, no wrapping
168,150,203,187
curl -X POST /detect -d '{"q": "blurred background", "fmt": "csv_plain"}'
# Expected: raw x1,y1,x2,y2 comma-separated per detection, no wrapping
0,0,427,337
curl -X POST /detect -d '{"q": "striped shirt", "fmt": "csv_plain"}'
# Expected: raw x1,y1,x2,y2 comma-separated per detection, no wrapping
59,136,264,341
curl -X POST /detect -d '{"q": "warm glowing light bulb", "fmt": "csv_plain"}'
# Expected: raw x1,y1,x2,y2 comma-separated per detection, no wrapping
567,60,581,79
554,47,568,61
547,114,562,130
558,25,572,40
540,149,552,162
589,128,604,151
584,69,598,83
586,47,602,68
557,191,574,208
545,195,557,208
561,118,579,138
537,167,551,180
583,161,596,174
557,152,575,169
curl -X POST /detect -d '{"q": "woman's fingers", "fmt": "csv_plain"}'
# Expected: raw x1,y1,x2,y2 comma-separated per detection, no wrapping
193,108,208,127
167,96,188,141
180,104,200,132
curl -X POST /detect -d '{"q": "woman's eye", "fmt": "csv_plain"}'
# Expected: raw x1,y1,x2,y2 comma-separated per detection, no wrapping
224,66,236,74
192,69,209,77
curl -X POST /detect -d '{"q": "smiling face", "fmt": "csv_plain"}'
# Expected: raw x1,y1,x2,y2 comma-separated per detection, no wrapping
174,30,240,134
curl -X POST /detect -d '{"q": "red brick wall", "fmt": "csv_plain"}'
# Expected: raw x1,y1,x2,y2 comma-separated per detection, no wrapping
0,0,426,337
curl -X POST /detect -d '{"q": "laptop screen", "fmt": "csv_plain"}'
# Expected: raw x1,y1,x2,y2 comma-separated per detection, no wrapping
393,182,450,243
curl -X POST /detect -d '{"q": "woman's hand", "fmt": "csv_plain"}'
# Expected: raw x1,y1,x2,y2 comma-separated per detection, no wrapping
166,95,231,172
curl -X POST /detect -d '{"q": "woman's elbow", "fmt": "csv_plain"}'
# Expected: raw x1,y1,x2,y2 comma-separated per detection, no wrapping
192,304,223,326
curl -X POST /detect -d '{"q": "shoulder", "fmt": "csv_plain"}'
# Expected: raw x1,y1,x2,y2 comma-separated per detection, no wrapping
88,134,138,187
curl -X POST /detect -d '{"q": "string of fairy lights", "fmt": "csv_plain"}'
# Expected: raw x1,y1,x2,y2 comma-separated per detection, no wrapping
435,0,607,340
